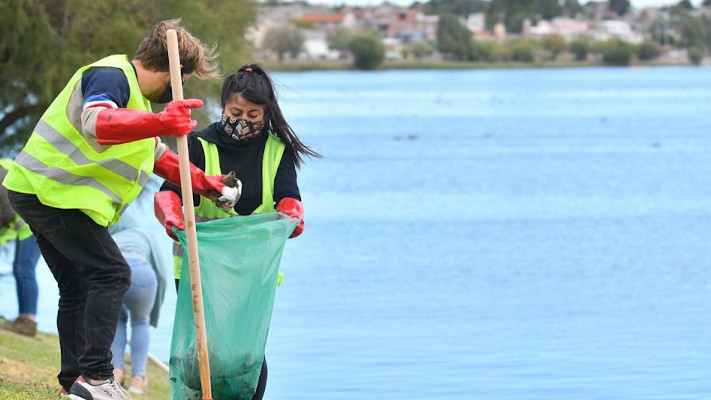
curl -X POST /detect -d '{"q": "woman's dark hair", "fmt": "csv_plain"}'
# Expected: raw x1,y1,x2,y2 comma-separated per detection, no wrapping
220,63,321,167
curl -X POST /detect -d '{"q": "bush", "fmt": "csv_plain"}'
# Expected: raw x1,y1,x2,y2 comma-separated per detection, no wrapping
471,40,497,62
688,47,704,65
637,40,661,61
510,44,534,62
543,34,567,60
349,32,385,70
491,43,513,62
406,41,435,59
506,39,538,62
596,38,634,65
570,38,590,61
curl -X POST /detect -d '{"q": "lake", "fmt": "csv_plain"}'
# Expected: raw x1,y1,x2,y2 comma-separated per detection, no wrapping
2,66,711,399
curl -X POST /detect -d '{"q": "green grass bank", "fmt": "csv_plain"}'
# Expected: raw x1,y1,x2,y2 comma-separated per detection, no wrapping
0,328,171,399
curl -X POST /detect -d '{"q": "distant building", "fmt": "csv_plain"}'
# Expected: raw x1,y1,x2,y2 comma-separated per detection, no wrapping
593,20,644,44
465,13,485,34
525,17,591,41
302,30,341,60
301,13,346,35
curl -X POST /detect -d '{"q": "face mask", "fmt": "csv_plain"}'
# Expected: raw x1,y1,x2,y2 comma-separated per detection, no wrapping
157,82,173,104
218,114,264,141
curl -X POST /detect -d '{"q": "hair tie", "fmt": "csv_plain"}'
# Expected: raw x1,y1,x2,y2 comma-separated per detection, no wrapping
245,67,253,72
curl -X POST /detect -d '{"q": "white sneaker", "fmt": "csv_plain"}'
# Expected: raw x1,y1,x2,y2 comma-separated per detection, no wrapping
67,376,132,399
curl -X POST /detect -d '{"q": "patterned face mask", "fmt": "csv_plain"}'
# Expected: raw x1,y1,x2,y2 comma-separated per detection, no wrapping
218,114,264,141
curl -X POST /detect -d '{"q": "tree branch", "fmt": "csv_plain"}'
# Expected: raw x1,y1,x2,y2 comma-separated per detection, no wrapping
0,103,46,137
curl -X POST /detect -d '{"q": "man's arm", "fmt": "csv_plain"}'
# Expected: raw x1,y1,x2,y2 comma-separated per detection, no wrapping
79,67,201,145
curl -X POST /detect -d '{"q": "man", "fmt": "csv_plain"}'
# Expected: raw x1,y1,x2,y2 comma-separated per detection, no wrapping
2,19,238,400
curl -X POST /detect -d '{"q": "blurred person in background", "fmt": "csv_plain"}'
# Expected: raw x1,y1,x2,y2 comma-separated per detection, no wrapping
0,158,42,337
109,177,167,395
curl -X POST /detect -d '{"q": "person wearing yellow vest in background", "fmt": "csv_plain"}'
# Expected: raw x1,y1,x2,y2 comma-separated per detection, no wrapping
0,158,42,337
155,63,320,400
1,20,240,400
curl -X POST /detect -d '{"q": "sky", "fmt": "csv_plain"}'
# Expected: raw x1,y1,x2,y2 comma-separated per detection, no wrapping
306,0,705,9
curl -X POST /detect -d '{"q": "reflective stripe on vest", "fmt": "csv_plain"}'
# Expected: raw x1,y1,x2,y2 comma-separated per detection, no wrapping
172,133,285,277
4,55,153,226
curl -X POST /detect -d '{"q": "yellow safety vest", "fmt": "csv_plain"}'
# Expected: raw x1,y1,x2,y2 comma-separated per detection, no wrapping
2,55,154,226
172,134,285,278
0,158,32,244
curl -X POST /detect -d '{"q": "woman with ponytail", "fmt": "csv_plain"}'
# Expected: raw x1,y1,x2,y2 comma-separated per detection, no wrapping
155,63,319,399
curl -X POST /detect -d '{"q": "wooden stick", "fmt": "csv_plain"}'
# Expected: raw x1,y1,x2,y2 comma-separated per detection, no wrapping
166,28,212,400
147,352,170,374
126,339,170,374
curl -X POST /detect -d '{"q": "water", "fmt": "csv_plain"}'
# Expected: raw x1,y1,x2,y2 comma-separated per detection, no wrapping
2,67,711,399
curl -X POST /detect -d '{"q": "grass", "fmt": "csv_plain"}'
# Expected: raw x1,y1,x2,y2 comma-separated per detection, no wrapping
0,328,171,399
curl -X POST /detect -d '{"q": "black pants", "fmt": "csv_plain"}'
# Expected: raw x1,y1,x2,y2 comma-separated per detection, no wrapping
175,279,267,399
8,191,130,390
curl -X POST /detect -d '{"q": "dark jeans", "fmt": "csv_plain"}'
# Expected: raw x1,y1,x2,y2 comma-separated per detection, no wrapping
8,191,130,390
175,279,267,400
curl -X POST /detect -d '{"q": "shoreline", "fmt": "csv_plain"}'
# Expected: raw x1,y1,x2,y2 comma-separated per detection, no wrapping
264,59,702,72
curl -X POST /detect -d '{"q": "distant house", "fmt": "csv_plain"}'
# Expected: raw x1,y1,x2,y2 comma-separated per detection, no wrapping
465,13,485,35
302,30,341,60
525,17,591,41
414,12,439,42
593,20,644,44
301,13,346,35
385,7,438,43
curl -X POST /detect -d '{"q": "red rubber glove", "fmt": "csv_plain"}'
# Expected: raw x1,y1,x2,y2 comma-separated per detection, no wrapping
276,197,304,238
153,148,226,200
154,191,184,240
95,99,203,145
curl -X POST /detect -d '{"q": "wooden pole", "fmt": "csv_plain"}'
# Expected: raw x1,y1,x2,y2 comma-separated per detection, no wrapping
166,28,212,400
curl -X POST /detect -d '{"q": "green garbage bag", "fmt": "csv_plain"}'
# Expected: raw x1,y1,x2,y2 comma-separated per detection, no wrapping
169,213,297,400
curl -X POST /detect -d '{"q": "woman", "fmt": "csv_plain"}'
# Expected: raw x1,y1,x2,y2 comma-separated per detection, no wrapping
0,158,41,338
155,63,319,399
109,177,167,395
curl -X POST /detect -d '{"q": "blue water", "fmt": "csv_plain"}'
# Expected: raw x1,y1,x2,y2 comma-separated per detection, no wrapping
2,67,711,399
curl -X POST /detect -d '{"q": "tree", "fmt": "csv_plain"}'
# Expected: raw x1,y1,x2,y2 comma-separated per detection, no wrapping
486,0,561,33
676,0,694,10
348,32,385,70
0,0,256,154
561,0,583,17
424,0,487,18
609,0,631,17
437,13,474,60
262,24,305,61
704,0,711,6
676,15,709,51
